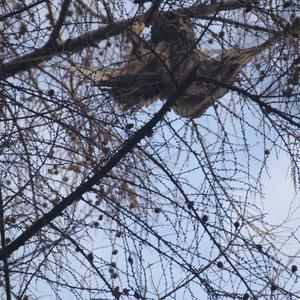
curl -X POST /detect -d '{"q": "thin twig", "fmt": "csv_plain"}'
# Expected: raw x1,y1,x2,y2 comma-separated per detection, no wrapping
0,65,198,260
0,188,12,300
0,0,258,80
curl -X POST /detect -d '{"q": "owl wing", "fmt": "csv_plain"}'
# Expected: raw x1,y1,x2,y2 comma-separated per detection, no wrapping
171,52,227,118
67,52,164,111
65,20,168,112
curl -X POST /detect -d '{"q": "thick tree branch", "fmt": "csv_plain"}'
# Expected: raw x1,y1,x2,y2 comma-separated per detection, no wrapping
144,0,164,26
177,0,259,18
45,0,73,47
0,65,198,260
0,0,258,80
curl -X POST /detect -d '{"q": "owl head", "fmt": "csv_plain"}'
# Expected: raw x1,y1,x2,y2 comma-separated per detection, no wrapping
151,12,195,46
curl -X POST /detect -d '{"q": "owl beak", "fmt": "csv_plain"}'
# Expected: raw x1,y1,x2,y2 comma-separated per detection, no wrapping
178,18,184,27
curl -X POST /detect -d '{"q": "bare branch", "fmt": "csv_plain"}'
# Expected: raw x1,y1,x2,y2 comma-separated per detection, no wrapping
0,0,47,22
0,188,12,300
0,0,258,80
0,65,198,259
45,0,73,47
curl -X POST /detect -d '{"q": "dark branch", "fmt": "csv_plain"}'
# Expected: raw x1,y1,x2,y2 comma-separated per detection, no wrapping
0,0,47,22
195,74,300,128
0,65,198,259
45,0,73,47
0,188,12,300
0,0,258,80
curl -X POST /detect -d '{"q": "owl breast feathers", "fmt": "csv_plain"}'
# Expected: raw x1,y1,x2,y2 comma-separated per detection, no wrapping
68,13,299,118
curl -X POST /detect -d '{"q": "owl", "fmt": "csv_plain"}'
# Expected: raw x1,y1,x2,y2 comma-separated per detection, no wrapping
67,12,198,113
67,14,300,118
165,16,300,118
150,12,200,98
151,11,196,55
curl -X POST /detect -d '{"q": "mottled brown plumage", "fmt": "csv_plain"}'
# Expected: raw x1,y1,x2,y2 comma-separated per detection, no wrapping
67,14,300,118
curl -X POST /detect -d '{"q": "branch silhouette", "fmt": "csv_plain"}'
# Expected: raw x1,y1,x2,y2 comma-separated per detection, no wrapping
0,65,198,260
0,0,257,80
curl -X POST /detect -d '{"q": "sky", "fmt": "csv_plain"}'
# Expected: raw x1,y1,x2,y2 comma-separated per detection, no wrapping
1,1,299,299
262,152,300,265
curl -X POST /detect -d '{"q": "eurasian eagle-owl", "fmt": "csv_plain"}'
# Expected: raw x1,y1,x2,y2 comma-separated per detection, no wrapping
67,13,300,118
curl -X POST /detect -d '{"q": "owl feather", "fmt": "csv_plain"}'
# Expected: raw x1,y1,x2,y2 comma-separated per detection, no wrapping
67,14,300,118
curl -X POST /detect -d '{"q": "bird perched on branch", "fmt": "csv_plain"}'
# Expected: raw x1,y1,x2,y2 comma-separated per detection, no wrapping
67,13,300,118
68,21,162,110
